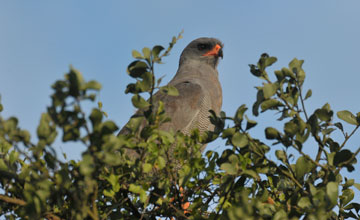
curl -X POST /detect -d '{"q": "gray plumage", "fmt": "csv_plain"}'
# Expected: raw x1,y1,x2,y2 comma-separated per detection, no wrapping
120,37,223,156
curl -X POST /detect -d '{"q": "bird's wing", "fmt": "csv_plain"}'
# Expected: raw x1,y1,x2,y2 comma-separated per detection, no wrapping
155,81,206,134
118,80,206,136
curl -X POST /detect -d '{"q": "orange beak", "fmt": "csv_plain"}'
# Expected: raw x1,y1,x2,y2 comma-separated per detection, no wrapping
203,44,222,57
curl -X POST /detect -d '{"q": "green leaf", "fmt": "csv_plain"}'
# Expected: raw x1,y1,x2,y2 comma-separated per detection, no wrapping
222,127,236,138
220,163,237,175
0,104,3,112
160,85,179,96
304,89,312,100
234,104,247,124
354,183,360,191
156,156,166,169
100,121,119,135
89,108,103,127
132,50,143,59
179,164,192,186
142,47,151,61
243,170,260,180
284,121,299,136
67,67,84,97
0,159,8,170
129,184,142,194
231,132,248,148
260,99,283,112
131,94,150,109
340,189,354,206
289,58,304,72
263,83,277,99
264,56,277,67
273,209,287,220
143,163,153,173
281,67,296,79
265,127,280,139
37,114,50,138
105,174,121,193
274,70,284,82
103,189,115,198
343,179,355,188
295,156,313,180
315,106,333,122
80,154,95,176
152,45,165,58
298,196,311,209
245,115,257,130
138,71,153,92
337,110,358,125
84,80,102,90
275,150,287,163
326,182,339,208
334,122,344,132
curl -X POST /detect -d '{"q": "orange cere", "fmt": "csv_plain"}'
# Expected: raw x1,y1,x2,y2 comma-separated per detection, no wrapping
203,44,222,56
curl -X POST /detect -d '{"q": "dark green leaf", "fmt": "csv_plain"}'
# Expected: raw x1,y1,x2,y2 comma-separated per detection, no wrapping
245,115,257,130
127,61,148,78
249,64,262,77
234,104,247,124
284,121,299,136
152,45,165,58
89,108,103,127
101,121,119,135
265,127,280,140
274,70,284,82
334,149,353,166
334,122,344,132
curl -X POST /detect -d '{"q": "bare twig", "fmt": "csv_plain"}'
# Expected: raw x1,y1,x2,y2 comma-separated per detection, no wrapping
0,194,26,206
340,125,359,150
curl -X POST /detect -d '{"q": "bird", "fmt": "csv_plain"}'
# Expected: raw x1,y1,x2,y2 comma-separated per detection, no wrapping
119,37,223,157
119,37,223,218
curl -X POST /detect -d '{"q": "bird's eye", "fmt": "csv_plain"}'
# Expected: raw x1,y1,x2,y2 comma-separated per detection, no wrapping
197,43,209,51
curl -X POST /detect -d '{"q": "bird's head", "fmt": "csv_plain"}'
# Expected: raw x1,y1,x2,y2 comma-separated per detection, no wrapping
179,37,223,69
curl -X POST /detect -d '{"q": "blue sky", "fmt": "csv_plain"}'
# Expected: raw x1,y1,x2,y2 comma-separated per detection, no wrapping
1,1,359,190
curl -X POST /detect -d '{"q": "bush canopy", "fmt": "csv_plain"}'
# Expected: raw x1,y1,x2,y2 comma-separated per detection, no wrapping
0,34,359,220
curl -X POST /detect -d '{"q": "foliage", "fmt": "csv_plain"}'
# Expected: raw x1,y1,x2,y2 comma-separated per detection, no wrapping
1,34,360,220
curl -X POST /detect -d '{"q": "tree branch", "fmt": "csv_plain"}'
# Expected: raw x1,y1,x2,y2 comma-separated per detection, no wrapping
0,194,26,206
